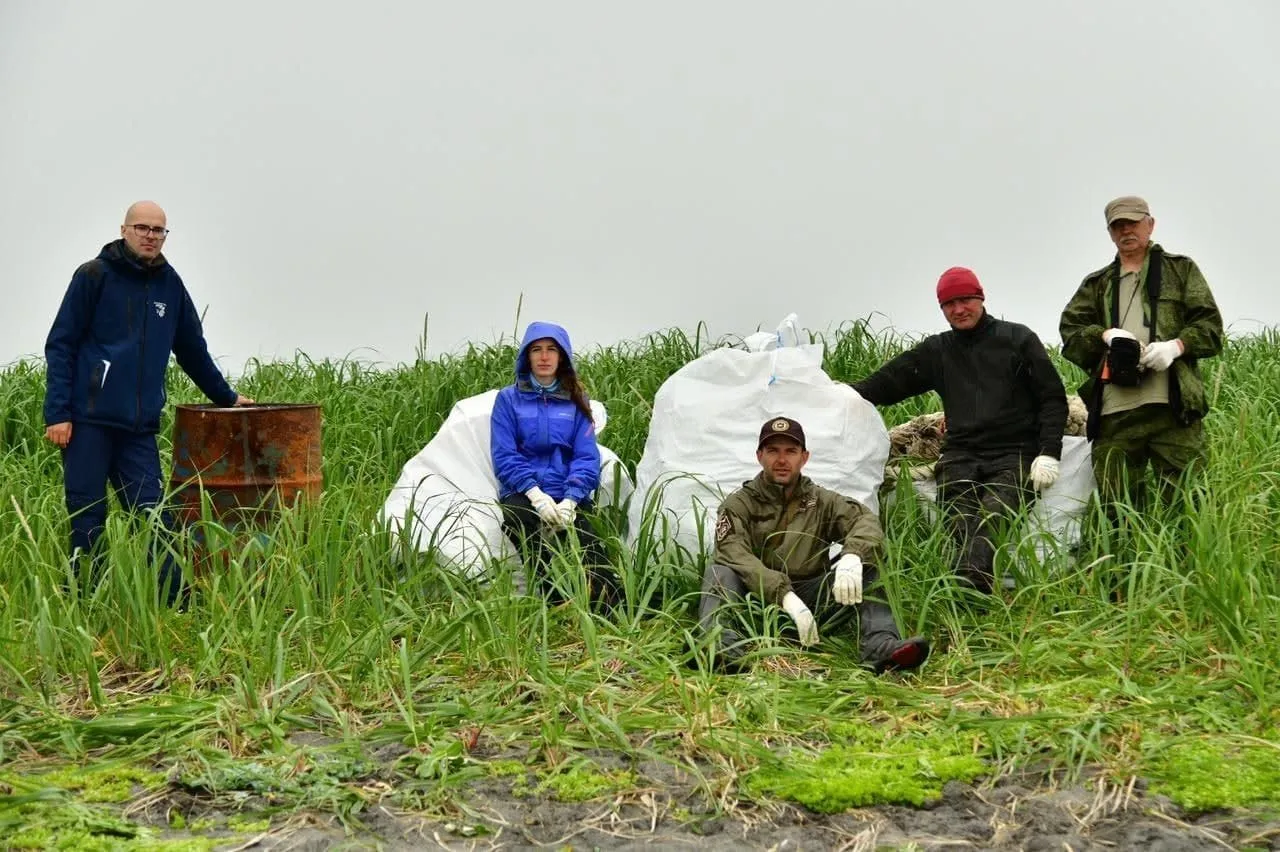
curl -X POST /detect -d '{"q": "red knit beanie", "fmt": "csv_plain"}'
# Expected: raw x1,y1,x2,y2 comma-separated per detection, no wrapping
936,267,985,305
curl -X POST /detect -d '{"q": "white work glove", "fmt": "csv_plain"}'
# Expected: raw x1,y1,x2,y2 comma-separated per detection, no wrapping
1102,328,1139,346
555,498,577,526
1138,339,1183,372
525,487,562,526
832,553,863,605
781,592,819,646
1028,455,1060,492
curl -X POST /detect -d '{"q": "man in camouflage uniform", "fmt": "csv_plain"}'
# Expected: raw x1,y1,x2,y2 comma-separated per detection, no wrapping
698,416,929,672
1059,196,1224,553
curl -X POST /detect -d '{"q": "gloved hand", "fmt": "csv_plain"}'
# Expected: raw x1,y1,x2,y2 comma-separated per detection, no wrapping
781,592,819,646
1102,328,1139,346
525,487,562,526
556,498,577,526
832,553,863,605
1028,455,1060,492
1138,339,1183,372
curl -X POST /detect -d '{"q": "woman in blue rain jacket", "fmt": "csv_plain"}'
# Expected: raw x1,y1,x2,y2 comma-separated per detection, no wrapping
490,321,620,608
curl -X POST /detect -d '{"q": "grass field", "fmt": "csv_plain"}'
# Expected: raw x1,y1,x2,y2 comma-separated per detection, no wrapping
1,320,1278,850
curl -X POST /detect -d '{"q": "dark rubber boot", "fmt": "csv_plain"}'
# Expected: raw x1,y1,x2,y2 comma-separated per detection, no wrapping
870,636,931,674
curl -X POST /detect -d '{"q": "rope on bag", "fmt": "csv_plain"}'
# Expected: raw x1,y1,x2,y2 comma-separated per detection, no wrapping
767,313,800,387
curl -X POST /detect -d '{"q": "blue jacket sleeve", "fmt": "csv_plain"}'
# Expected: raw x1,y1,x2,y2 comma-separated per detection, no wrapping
172,287,237,406
490,390,538,494
43,264,97,425
562,407,601,503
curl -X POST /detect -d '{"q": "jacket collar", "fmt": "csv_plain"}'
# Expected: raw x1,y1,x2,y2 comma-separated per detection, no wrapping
1109,241,1161,269
99,239,169,275
746,471,815,503
515,377,571,400
950,309,994,342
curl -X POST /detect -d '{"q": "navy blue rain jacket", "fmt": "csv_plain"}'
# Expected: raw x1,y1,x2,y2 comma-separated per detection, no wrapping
43,240,237,433
490,321,601,503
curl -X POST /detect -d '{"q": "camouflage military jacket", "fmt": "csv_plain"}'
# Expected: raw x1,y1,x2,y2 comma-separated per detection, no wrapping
713,473,882,605
1059,243,1224,423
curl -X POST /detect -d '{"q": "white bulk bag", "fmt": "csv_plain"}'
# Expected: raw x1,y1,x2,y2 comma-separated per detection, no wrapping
907,435,1096,562
380,390,633,578
627,314,890,559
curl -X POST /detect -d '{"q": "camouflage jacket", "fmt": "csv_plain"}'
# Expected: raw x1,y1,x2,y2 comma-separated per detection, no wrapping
1059,243,1223,424
713,473,882,606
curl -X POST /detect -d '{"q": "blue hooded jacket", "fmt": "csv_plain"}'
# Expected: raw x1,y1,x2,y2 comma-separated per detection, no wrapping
490,321,601,503
43,240,238,433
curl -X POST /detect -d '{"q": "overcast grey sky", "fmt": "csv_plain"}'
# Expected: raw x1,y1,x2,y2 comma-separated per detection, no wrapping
3,1,1278,374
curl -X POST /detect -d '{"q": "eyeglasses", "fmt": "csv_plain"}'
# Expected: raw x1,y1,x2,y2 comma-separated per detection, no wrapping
130,224,170,237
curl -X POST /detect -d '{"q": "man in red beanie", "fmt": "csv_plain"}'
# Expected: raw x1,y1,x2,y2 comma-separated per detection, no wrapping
849,268,1068,594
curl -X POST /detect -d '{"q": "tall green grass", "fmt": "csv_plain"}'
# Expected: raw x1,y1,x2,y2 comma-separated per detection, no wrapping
1,319,1278,842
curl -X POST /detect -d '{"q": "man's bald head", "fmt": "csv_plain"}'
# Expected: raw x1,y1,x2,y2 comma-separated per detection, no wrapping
120,200,169,261
124,200,166,225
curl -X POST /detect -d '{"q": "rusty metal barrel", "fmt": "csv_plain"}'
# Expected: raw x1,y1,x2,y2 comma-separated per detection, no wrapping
169,404,323,565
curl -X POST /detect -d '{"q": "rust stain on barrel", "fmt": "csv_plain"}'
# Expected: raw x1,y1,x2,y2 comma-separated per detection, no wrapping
170,403,323,525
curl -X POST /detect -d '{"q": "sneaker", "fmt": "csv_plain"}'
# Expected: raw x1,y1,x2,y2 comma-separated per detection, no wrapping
872,636,930,674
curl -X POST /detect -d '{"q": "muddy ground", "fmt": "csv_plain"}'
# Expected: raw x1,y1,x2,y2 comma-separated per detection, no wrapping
131,764,1279,851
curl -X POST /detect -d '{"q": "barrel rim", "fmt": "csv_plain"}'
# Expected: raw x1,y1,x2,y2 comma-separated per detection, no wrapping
175,403,322,413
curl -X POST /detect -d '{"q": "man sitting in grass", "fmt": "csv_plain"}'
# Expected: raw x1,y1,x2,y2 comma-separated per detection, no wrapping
698,416,929,673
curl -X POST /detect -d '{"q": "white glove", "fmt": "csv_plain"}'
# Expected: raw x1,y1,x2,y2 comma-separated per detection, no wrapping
1138,339,1183,372
832,553,863,605
781,592,819,646
525,487,562,526
555,498,577,526
1028,455,1060,492
1102,328,1139,346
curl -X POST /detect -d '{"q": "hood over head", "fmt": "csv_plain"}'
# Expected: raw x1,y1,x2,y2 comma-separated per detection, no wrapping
515,321,574,379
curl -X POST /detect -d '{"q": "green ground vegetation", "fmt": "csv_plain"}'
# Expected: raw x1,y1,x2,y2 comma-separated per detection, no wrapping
1,319,1278,846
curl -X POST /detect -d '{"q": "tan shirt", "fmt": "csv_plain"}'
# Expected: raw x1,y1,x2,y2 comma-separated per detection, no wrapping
1102,269,1169,415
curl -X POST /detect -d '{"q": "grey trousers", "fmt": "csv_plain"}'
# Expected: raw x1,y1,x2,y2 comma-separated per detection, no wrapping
697,561,903,663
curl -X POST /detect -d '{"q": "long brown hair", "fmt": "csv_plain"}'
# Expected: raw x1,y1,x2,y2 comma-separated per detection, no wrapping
559,368,594,425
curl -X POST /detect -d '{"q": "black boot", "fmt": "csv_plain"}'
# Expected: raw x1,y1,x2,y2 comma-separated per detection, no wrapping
712,628,751,673
869,636,931,674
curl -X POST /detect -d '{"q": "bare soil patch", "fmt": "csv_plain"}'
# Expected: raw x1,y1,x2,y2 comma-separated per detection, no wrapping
134,761,1279,851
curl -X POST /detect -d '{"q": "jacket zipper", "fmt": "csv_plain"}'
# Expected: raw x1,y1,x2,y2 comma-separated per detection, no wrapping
136,282,149,429
763,489,802,567
540,394,550,482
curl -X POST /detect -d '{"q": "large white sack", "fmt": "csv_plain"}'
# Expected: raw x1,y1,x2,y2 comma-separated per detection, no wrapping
907,436,1096,562
627,314,889,559
380,390,633,578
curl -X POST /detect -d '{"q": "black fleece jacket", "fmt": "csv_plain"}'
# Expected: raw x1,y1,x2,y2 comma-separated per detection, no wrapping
852,313,1068,459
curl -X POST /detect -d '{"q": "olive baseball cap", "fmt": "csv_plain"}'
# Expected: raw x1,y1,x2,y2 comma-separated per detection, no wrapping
757,417,806,450
1105,196,1150,225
